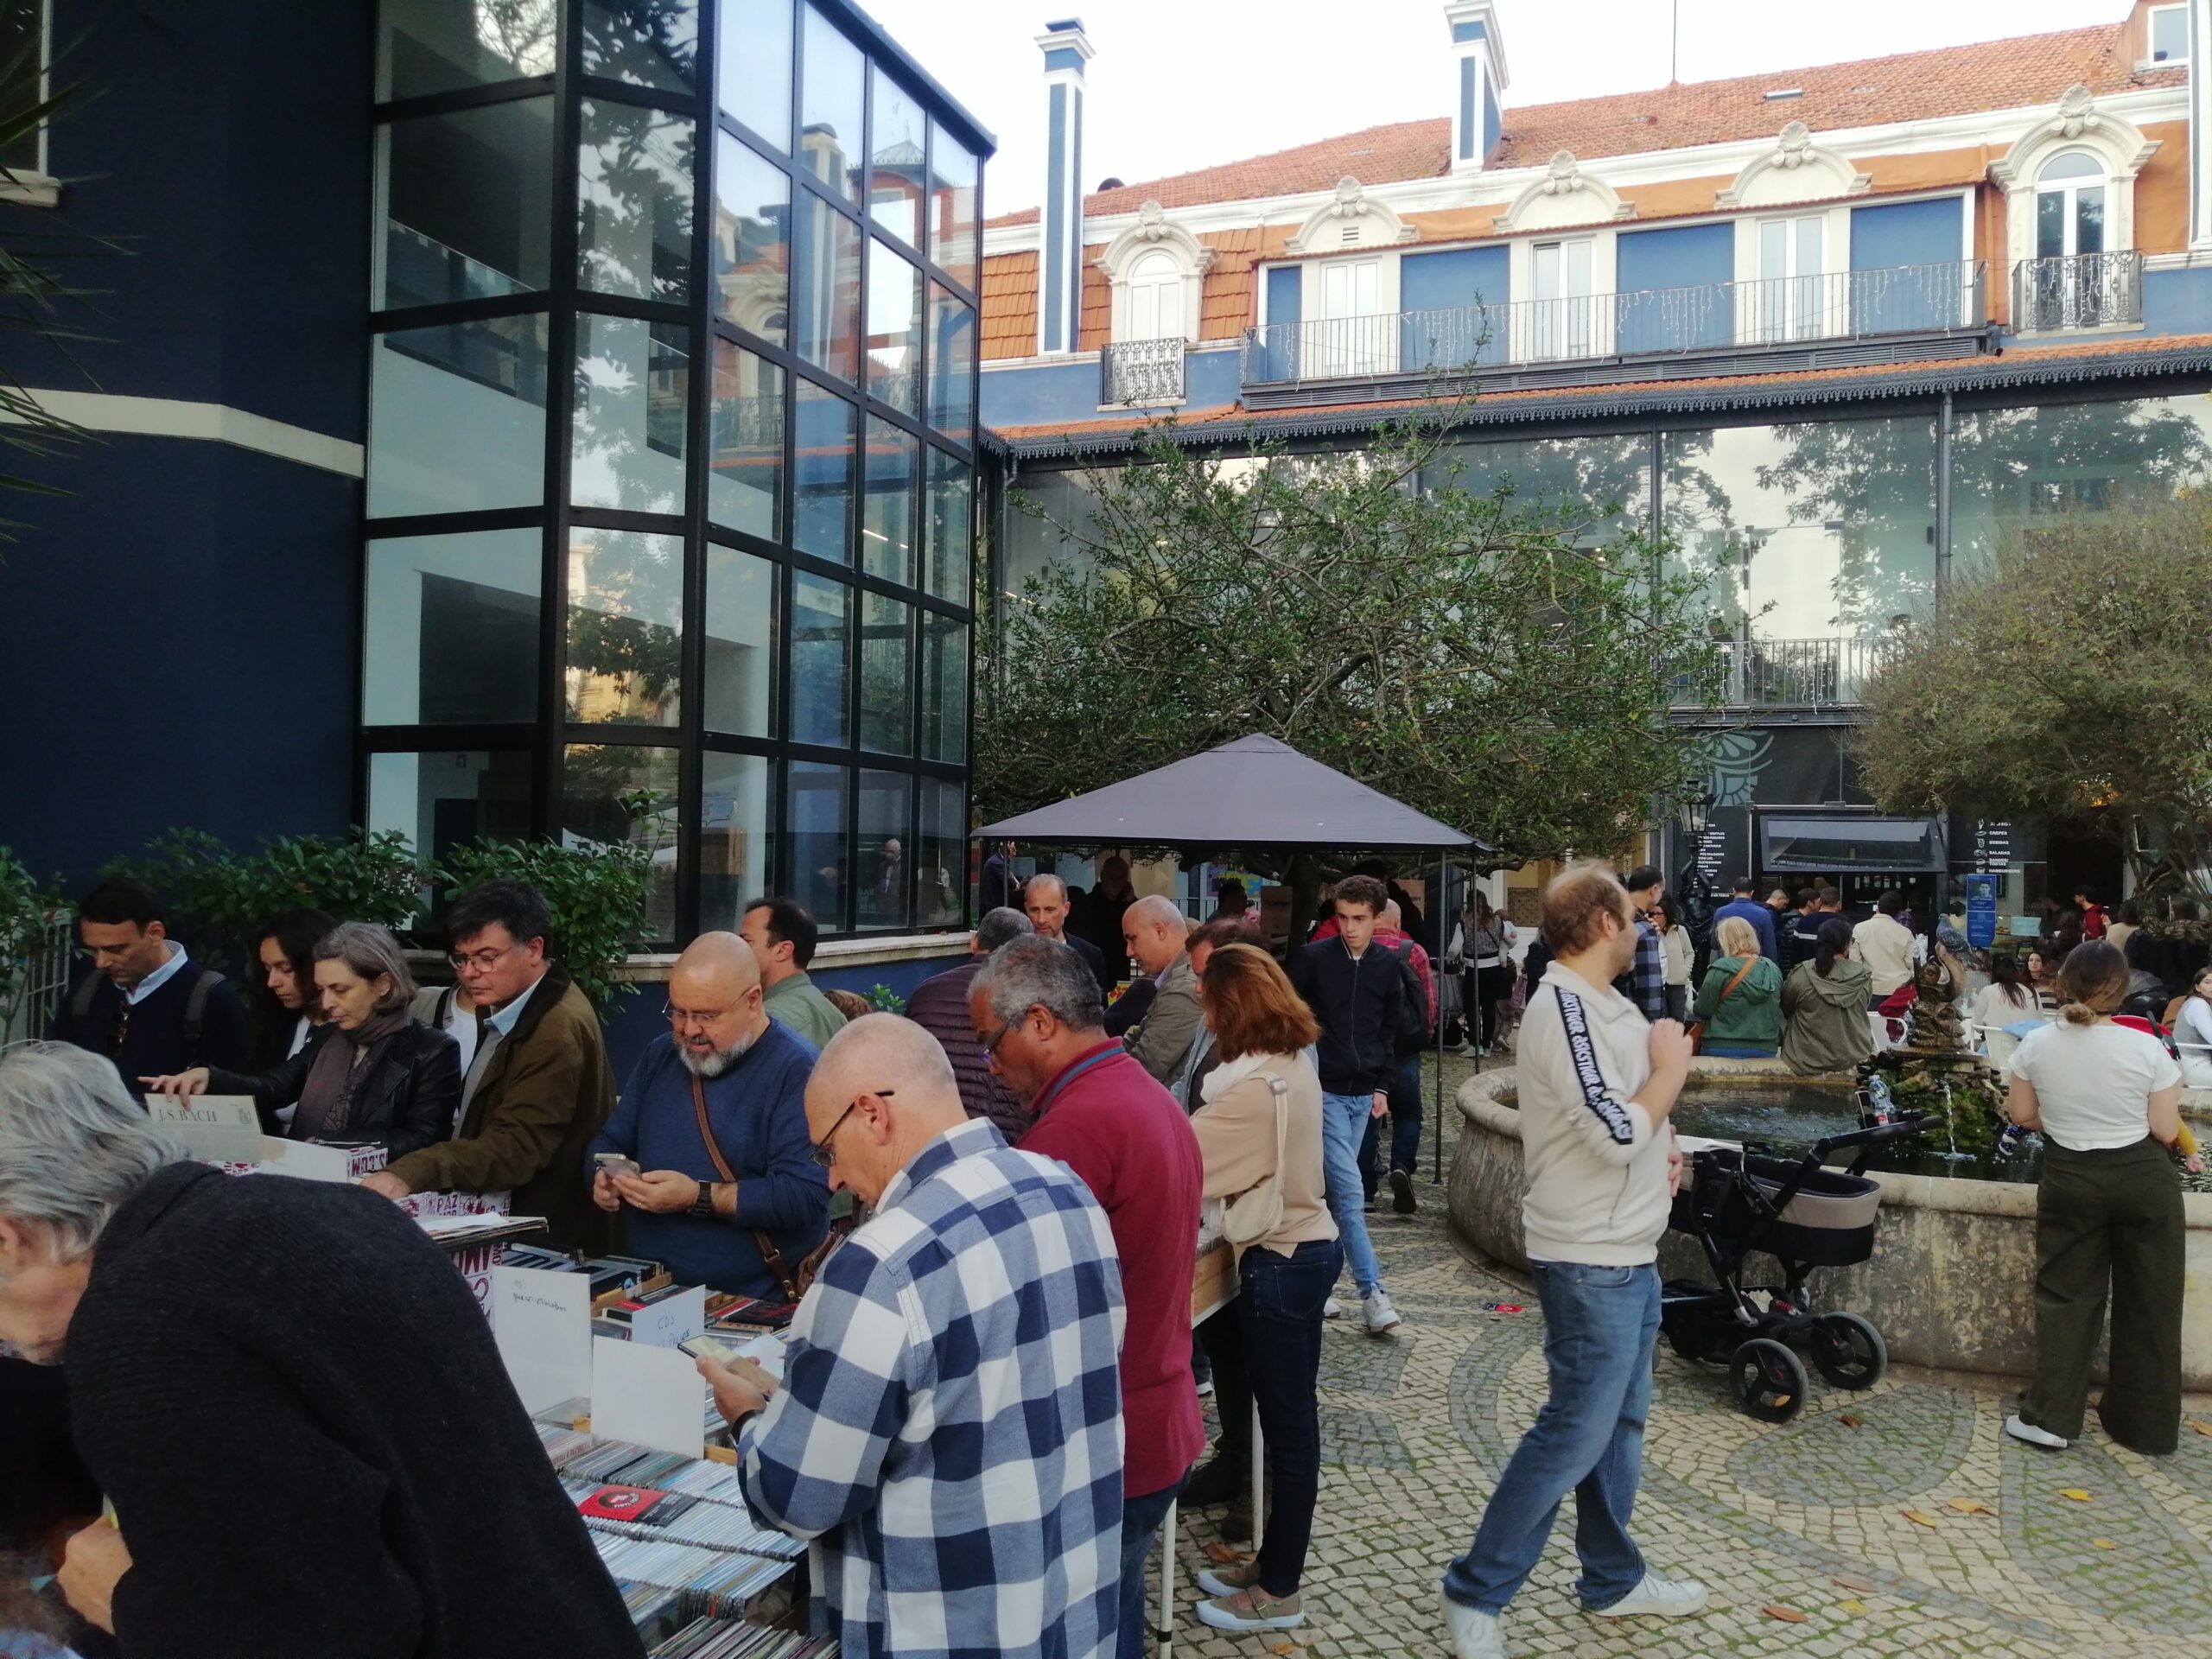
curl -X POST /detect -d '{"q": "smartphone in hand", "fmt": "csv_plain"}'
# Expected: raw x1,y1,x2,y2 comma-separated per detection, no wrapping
594,1153,642,1180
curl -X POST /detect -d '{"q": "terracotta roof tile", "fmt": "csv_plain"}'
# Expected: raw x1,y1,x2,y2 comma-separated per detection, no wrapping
981,249,1038,358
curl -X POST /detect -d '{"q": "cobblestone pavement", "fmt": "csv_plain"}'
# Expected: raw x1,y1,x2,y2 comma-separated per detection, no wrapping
1160,1172,2212,1659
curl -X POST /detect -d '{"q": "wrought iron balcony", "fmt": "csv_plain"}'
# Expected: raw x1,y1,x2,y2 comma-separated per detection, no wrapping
1100,336,1187,406
1239,260,1987,397
2011,250,2142,332
1669,636,1896,710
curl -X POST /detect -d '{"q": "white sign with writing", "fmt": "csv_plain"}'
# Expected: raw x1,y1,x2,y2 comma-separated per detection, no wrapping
491,1266,592,1413
592,1335,707,1459
629,1285,708,1351
148,1093,264,1163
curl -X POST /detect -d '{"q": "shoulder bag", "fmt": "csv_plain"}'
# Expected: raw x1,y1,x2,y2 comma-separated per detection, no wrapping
690,1073,842,1301
1222,1072,1290,1249
1685,957,1757,1056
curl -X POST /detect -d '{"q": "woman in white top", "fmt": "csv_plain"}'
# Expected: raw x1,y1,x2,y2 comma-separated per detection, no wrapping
1655,893,1694,1025
1451,892,1518,1055
2003,941,2190,1456
2174,965,2212,1090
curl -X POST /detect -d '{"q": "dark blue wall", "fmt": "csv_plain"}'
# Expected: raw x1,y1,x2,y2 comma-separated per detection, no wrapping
1400,245,1507,368
2143,266,2212,337
1850,197,1961,273
981,345,1241,429
1617,223,1732,353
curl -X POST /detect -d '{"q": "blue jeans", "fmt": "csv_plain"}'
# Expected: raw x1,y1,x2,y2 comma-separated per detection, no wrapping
1319,1090,1385,1296
1441,1260,1660,1615
1359,1058,1426,1199
1118,1471,1187,1659
1243,1237,1340,1597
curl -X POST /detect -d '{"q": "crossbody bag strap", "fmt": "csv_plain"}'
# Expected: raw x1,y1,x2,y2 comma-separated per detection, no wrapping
1268,1074,1287,1175
1717,957,1758,1007
690,1071,803,1304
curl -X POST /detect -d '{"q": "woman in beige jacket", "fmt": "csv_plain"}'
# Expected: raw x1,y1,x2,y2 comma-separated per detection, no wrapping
1185,944,1339,1635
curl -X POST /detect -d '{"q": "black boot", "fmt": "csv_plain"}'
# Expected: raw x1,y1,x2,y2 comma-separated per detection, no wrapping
1181,1453,1250,1509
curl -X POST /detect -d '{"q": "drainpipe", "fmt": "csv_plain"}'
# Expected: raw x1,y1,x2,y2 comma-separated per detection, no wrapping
1934,391,1955,610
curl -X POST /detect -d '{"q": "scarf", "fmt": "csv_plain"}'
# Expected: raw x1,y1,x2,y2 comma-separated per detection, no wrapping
291,1007,413,1141
1199,1048,1281,1106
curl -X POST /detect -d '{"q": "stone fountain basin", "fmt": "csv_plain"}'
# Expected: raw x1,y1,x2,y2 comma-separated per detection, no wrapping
1450,1060,2212,1387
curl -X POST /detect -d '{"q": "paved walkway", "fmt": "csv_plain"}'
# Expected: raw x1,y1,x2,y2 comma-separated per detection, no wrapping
1165,1172,2212,1659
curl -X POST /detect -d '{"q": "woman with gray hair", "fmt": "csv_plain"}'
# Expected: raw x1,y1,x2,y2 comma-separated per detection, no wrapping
143,921,458,1161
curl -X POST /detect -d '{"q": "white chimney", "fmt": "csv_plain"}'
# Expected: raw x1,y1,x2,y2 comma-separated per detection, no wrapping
1446,2,1510,174
1036,18,1096,354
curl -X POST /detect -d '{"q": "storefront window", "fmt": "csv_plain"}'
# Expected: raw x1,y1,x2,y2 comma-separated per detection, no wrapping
703,543,775,735
365,530,542,725
858,590,910,753
377,99,555,309
856,767,911,929
787,760,848,925
565,529,684,726
578,99,694,302
700,749,773,931
1419,433,1649,544
572,314,690,515
366,749,534,864
917,776,964,927
919,612,965,764
367,315,550,518
790,570,849,745
563,744,682,938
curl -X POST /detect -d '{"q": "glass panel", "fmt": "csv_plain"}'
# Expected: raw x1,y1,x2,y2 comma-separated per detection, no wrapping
2153,3,2190,60
861,416,916,583
1417,433,1649,547
365,529,542,724
566,528,684,725
1758,218,1784,276
378,0,556,99
2038,149,2104,182
787,760,849,927
563,744,681,938
858,590,910,754
917,776,964,928
856,768,910,930
1794,215,1821,276
867,240,923,411
869,69,925,247
714,134,790,343
1002,465,1103,599
710,340,782,539
2036,190,2067,260
928,119,978,291
926,281,975,438
794,192,861,381
919,612,966,764
578,99,695,302
367,749,532,861
701,750,774,932
790,570,850,745
367,315,550,518
924,446,970,602
581,0,696,91
2076,186,2106,256
792,378,855,561
573,314,690,514
798,4,864,203
378,100,554,309
704,543,775,735
719,0,793,149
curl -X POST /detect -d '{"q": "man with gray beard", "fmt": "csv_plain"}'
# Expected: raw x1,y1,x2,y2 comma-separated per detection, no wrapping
588,932,828,1296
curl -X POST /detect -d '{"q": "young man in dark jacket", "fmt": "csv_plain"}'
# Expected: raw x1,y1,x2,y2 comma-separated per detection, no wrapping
1288,874,1403,1335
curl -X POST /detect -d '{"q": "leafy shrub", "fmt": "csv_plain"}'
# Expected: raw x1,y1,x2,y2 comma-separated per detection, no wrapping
865,983,906,1014
0,846,64,1035
439,838,654,1012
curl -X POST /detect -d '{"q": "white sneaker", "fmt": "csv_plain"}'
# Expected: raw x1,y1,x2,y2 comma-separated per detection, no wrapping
1363,1290,1402,1336
1440,1592,1505,1659
1588,1570,1708,1618
2005,1413,2070,1450
1323,1295,1344,1319
1195,1376,1215,1397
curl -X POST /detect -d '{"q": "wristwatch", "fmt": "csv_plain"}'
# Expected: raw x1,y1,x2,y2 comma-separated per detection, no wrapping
690,1180,718,1218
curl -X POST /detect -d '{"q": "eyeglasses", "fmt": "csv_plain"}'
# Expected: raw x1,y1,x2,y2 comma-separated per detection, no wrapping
448,942,519,972
809,1090,893,1169
663,1002,738,1030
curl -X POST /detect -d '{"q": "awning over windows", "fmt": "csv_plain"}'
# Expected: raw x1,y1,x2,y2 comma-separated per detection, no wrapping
1758,812,1947,873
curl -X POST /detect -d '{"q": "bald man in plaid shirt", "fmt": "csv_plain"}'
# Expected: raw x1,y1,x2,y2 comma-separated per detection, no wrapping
703,1014,1127,1659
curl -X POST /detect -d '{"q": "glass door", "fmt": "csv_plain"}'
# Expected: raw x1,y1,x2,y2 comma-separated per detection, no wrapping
1530,238,1593,359
1755,215,1824,342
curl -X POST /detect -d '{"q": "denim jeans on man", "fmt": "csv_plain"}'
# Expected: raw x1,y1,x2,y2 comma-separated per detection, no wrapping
1118,1471,1187,1659
1358,1058,1425,1201
1242,1236,1341,1598
1440,1260,1660,1614
1319,1091,1384,1295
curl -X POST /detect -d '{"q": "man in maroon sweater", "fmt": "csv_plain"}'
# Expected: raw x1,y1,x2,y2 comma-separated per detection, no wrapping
970,935,1204,1659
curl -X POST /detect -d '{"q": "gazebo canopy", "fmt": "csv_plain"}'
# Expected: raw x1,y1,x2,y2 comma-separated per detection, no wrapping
976,734,1483,850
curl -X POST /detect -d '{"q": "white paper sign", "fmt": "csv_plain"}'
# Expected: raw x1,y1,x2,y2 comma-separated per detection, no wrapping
592,1335,708,1459
252,1136,352,1183
629,1285,708,1351
149,1094,264,1162
491,1266,592,1414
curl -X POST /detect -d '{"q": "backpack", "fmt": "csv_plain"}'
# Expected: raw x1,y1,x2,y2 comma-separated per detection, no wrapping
70,964,227,1062
1388,942,1429,1054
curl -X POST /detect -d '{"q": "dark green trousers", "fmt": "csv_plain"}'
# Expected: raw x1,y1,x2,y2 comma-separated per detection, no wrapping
2021,1137,2184,1455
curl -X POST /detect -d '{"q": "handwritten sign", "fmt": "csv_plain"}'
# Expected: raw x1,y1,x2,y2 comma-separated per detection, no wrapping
630,1285,708,1351
492,1266,591,1413
148,1094,264,1163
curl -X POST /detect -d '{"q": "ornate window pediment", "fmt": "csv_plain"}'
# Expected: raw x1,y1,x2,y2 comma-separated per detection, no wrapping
1284,176,1417,254
1719,122,1871,208
1096,200,1216,345
1497,150,1632,232
1988,85,2159,189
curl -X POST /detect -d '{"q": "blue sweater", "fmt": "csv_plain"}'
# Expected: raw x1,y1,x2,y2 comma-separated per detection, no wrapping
589,1026,830,1298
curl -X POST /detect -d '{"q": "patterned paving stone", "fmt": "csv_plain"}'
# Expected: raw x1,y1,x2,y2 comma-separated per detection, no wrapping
1316,1402,1416,1469
1318,1323,1414,1395
1726,1383,1977,1506
1998,1435,2212,1636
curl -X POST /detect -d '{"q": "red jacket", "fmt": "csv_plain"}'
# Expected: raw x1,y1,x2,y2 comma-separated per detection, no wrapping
1018,1039,1205,1499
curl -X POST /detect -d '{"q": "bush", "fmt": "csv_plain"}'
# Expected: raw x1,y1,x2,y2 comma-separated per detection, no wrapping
439,838,654,1012
0,846,64,1034
865,983,906,1014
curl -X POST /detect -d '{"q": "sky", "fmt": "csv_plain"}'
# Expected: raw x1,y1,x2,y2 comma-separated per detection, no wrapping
858,0,2138,217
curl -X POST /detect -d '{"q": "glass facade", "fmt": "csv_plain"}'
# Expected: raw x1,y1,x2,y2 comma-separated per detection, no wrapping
365,0,983,943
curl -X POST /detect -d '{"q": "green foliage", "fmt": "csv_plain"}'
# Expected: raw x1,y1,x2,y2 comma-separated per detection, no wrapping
0,844,63,1033
440,837,654,1012
864,983,906,1014
1866,1052,2008,1156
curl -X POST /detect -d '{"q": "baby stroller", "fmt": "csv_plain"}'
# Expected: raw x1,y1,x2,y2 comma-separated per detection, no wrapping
1660,1110,1927,1422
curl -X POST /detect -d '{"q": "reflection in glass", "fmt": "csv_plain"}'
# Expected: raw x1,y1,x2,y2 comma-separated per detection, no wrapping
710,341,782,541
788,760,849,929
859,590,911,754
367,750,533,863
861,417,916,584
791,571,850,745
368,315,550,518
928,119,978,291
578,99,694,302
378,0,556,99
704,543,775,735
798,5,863,202
701,750,774,931
581,0,696,91
792,378,855,563
924,446,970,603
573,314,690,514
920,612,966,764
925,282,974,438
719,0,792,150
365,530,542,725
917,777,964,927
1000,466,1103,599
566,529,684,725
713,134,789,344
868,241,922,412
856,768,911,930
378,100,554,308
869,70,925,247
1420,433,1649,546
564,744,682,938
794,192,860,381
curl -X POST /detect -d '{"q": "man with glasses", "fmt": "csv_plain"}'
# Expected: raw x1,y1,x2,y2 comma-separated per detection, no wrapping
365,880,617,1252
51,877,246,1095
698,1014,1124,1659
586,932,827,1299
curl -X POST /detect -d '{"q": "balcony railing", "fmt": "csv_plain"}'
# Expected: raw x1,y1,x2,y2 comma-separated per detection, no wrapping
1240,260,1987,391
1100,336,1187,406
2011,250,2141,332
1671,637,1896,709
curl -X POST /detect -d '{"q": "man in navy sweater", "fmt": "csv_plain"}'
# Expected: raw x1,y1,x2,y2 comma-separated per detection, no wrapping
49,879,245,1094
589,931,829,1298
1712,876,1780,963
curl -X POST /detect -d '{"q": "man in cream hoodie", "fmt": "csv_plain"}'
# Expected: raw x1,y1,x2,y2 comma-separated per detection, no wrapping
1440,861,1704,1659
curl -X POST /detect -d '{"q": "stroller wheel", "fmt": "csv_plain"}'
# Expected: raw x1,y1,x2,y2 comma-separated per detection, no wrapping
1808,1312,1888,1389
1731,1338,1808,1424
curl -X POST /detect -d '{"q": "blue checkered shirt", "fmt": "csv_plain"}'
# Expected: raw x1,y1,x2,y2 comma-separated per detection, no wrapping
737,1116,1127,1659
1621,918,1668,1021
